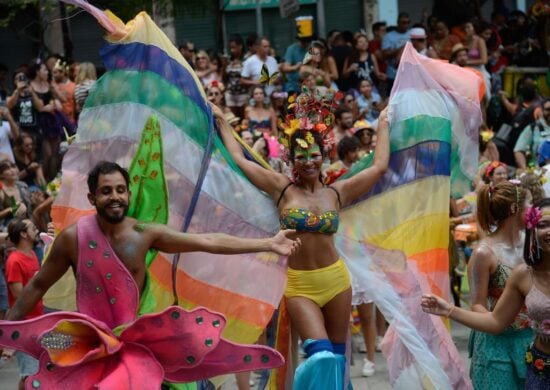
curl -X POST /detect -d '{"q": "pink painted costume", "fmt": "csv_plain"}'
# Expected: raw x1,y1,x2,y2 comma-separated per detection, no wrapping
0,215,284,389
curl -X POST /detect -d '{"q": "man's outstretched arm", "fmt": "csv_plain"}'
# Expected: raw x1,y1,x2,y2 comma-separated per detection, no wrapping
6,228,74,321
147,224,301,257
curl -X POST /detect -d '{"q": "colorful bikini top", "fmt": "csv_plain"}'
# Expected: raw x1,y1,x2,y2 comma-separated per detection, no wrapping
277,183,341,235
249,118,271,131
525,271,550,342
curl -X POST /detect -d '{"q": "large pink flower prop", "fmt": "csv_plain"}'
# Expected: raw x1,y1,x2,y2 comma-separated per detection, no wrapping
0,306,283,389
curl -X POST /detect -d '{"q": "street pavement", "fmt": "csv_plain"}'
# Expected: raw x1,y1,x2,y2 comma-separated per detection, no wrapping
0,321,470,389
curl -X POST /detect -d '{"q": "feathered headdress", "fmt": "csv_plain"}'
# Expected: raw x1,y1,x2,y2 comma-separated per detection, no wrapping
278,85,343,162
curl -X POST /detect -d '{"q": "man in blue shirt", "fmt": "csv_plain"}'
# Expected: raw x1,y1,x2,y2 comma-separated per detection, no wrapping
382,13,411,90
281,17,314,93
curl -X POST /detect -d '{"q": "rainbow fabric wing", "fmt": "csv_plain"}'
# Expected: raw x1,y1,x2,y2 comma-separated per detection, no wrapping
337,43,479,389
52,0,286,347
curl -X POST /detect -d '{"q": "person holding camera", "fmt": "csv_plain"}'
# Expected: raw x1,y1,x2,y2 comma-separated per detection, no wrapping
6,69,43,140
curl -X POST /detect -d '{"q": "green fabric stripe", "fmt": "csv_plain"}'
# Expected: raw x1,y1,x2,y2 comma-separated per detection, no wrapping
86,70,210,146
342,115,452,179
389,115,451,152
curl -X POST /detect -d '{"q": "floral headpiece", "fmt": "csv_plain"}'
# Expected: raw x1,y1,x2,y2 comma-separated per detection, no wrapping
525,205,543,265
484,161,506,180
278,85,343,163
206,80,225,93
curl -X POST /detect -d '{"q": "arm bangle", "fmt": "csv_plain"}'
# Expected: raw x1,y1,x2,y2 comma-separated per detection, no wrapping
445,305,455,319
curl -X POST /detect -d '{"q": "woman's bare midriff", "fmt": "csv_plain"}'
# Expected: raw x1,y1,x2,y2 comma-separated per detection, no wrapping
287,232,340,270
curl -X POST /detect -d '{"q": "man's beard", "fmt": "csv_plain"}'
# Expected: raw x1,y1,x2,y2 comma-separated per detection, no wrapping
97,203,129,224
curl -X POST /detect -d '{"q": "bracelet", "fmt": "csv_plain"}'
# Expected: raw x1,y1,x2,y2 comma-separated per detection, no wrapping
445,305,455,319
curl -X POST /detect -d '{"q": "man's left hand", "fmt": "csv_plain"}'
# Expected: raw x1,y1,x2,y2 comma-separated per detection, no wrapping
270,229,301,256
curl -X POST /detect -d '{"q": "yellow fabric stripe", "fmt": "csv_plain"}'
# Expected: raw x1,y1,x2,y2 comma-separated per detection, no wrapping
368,214,449,257
340,176,450,239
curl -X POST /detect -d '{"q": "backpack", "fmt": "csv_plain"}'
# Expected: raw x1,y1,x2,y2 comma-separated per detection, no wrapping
493,103,538,166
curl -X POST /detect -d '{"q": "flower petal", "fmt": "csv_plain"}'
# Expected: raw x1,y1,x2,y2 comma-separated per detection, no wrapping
96,343,164,390
26,343,163,390
119,306,224,373
165,339,284,382
0,312,106,359
39,319,121,367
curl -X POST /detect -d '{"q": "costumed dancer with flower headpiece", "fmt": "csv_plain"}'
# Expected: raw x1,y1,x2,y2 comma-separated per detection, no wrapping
466,180,533,389
216,82,390,388
422,198,550,389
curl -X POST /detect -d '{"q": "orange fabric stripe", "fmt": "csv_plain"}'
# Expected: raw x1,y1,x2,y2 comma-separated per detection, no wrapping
410,248,449,297
149,255,275,328
51,206,94,230
409,248,449,273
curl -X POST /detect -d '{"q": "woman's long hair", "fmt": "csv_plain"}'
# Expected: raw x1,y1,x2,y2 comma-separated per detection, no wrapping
524,198,550,266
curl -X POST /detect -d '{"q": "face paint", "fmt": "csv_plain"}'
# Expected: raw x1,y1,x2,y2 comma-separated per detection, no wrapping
294,144,322,164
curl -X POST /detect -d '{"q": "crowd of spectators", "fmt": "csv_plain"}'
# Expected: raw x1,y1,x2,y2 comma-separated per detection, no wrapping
0,4,547,383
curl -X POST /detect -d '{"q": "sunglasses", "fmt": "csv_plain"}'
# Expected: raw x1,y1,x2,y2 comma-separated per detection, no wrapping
208,92,221,96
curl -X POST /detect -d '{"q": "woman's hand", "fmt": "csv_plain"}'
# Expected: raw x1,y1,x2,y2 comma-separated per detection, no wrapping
28,162,39,171
14,202,27,218
270,229,301,256
209,101,225,121
421,294,454,317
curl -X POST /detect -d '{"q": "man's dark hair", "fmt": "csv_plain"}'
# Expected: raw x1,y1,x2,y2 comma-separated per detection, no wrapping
372,21,387,35
87,161,130,194
246,33,259,49
8,218,29,245
335,108,352,121
337,136,360,161
398,12,410,22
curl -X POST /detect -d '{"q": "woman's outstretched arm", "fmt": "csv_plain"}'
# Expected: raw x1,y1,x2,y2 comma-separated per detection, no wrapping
331,107,390,206
214,104,288,198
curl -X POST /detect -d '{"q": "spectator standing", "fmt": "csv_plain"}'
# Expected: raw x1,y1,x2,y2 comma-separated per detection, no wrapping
332,108,354,144
281,17,313,94
463,21,491,100
74,62,97,116
514,99,550,169
0,106,19,162
13,134,46,188
241,37,280,96
409,27,437,58
5,218,43,389
195,50,220,87
343,33,386,94
178,41,196,69
429,20,461,60
224,34,249,117
206,80,231,114
51,59,76,125
368,22,389,96
6,69,42,144
300,41,337,91
0,160,31,230
331,31,354,92
382,13,411,91
356,79,383,122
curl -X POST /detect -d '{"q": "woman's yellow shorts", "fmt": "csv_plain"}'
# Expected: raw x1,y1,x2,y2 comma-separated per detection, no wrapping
285,258,351,307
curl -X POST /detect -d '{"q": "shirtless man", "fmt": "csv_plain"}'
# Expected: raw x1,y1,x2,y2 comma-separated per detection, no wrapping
4,160,300,322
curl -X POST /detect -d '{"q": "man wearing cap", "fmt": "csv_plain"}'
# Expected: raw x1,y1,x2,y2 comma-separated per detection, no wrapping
281,17,314,93
450,43,469,67
409,27,437,58
351,120,376,157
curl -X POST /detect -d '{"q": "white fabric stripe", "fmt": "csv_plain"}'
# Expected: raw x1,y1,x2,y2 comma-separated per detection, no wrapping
77,103,279,232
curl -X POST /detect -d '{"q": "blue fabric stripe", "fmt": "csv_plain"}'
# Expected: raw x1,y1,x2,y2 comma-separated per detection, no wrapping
350,140,451,206
100,42,208,114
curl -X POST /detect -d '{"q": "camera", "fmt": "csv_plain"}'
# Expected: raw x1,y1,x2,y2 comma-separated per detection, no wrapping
17,73,27,83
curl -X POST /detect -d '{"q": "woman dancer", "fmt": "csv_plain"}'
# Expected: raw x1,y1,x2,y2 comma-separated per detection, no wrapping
217,88,389,387
422,198,550,389
467,181,532,389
